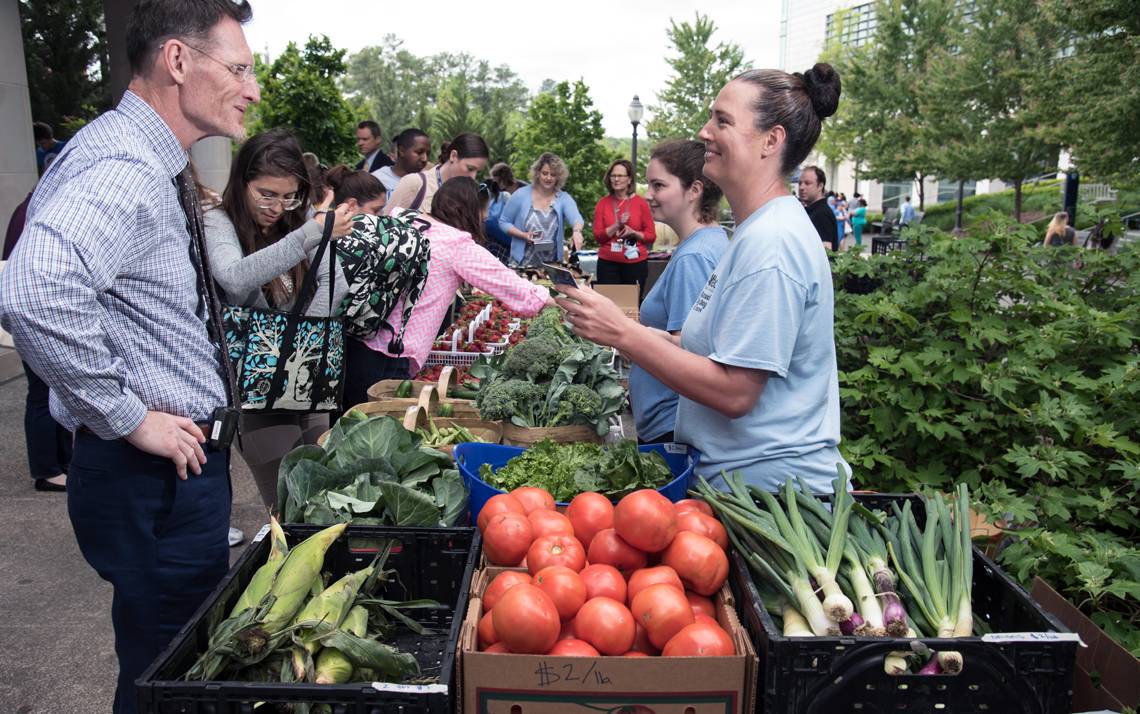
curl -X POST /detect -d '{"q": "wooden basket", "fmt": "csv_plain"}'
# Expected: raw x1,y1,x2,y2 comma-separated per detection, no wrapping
402,406,503,458
316,387,442,447
500,422,603,447
366,366,464,401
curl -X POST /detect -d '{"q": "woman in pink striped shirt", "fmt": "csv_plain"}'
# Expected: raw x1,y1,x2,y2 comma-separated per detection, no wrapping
342,177,553,408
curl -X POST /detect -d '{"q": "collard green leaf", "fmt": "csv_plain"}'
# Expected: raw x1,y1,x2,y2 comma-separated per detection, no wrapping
277,444,326,515
434,470,468,526
285,460,346,523
379,481,442,526
332,417,413,468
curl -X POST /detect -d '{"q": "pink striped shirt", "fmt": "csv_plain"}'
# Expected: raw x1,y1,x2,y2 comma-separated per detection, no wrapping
365,214,550,373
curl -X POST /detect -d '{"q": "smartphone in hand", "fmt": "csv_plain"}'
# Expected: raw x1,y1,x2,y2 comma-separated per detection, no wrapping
543,263,579,290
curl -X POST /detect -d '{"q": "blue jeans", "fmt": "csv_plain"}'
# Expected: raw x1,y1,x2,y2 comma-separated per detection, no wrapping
67,431,231,714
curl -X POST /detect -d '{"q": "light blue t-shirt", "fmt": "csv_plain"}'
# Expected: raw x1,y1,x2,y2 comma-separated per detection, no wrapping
630,226,729,441
674,195,849,492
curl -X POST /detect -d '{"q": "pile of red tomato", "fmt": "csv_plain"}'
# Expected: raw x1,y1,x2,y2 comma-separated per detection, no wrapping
475,486,734,658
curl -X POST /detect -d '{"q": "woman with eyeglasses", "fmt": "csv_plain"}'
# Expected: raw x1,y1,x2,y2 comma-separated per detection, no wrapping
385,132,490,215
593,159,656,298
364,177,553,381
203,129,354,511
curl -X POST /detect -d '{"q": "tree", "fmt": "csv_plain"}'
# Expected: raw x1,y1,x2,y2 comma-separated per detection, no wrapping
1041,0,1140,182
342,40,528,163
814,9,865,170
923,0,1061,221
513,80,615,229
840,0,962,209
247,36,358,165
19,0,110,132
647,13,750,142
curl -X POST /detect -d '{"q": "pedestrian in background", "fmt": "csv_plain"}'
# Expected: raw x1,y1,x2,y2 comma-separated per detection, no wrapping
386,132,490,214
593,159,656,298
354,119,393,173
498,152,585,266
373,128,431,199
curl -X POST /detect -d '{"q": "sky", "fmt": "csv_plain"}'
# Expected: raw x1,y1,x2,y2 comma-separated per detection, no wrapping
243,0,784,138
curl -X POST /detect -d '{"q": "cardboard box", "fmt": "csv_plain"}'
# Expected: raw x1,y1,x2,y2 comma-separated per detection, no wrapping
1030,577,1140,712
594,284,640,322
460,567,758,714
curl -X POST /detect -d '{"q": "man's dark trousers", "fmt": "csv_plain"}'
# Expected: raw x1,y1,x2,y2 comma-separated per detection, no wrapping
67,431,231,714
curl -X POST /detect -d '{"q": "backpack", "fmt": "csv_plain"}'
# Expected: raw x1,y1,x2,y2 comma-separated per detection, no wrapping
334,212,431,354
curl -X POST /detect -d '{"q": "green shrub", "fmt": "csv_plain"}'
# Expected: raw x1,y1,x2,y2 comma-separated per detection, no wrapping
831,220,1140,654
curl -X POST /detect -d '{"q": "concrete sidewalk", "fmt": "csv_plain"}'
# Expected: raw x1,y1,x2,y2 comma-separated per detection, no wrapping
0,374,272,713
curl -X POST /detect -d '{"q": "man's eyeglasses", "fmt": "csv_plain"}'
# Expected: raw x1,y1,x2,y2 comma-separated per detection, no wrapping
178,41,257,83
250,188,302,211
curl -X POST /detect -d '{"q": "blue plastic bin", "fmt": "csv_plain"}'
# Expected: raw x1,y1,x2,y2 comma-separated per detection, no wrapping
453,442,700,524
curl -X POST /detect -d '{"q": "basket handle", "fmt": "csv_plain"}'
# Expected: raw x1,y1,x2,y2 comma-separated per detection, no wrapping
437,365,458,396
417,384,441,414
403,405,428,432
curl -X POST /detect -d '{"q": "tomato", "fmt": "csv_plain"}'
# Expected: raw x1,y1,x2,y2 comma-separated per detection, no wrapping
546,638,601,657
686,592,717,619
660,530,729,596
674,498,714,517
631,583,696,649
586,529,648,575
694,613,722,629
662,621,735,657
492,584,561,654
675,511,729,550
483,571,532,611
533,566,587,621
527,534,587,574
574,597,636,655
622,651,651,658
482,512,533,566
483,642,511,653
629,621,659,655
478,610,498,649
477,493,526,532
579,564,627,603
528,509,576,539
627,566,683,604
566,492,615,549
613,490,678,553
511,486,555,514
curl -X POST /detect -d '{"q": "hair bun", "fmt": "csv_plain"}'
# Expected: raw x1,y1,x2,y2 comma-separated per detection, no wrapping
803,63,841,119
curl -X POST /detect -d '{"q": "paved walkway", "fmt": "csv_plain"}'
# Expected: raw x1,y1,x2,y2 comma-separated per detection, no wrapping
0,373,270,713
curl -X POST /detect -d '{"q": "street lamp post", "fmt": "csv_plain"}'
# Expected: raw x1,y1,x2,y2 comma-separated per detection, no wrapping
628,95,644,179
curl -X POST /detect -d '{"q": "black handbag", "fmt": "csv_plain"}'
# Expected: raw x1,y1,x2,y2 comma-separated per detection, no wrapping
221,213,345,412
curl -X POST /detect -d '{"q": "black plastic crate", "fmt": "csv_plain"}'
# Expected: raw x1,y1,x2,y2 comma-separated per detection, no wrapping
729,494,1077,714
137,524,480,714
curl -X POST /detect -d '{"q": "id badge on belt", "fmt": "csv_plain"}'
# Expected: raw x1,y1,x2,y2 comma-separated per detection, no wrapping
610,241,623,253
624,242,641,260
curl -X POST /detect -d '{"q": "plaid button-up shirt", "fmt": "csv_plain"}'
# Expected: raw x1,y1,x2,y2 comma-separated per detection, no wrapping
0,91,226,438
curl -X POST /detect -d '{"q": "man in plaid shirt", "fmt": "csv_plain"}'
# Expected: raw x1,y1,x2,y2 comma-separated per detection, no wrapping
0,1,259,711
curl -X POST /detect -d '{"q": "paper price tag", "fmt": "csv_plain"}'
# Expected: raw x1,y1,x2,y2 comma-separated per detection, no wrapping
664,442,689,454
981,632,1084,646
370,682,449,694
252,524,271,542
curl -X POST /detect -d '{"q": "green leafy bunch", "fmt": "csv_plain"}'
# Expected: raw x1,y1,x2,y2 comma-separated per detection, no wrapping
830,219,1140,653
276,413,467,528
480,439,675,503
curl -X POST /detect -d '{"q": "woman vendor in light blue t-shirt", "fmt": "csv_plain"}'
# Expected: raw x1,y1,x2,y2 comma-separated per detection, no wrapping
630,140,728,444
556,64,851,492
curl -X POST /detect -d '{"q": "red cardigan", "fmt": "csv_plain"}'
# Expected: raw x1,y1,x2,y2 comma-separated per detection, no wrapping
593,194,656,264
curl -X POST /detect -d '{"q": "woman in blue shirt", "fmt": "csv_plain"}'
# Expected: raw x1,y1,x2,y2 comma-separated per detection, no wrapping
631,140,728,444
556,64,851,492
498,152,584,266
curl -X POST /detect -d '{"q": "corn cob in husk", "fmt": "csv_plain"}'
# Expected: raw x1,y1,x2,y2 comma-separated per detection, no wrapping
294,565,375,654
229,517,289,617
314,605,368,684
260,522,347,634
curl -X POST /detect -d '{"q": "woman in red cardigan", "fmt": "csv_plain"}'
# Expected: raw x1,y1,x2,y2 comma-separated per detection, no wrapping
593,159,656,298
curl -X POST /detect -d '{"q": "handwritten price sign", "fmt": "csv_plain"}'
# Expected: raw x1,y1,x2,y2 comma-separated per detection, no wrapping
534,660,613,687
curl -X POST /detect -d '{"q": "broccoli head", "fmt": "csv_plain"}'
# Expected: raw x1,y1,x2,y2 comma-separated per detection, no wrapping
526,307,572,343
477,379,547,424
500,336,566,381
548,383,604,427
